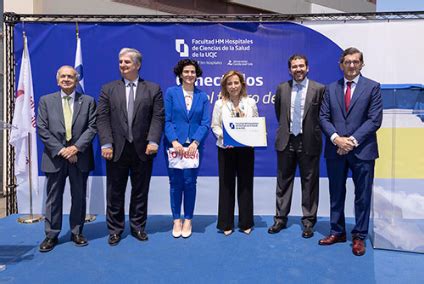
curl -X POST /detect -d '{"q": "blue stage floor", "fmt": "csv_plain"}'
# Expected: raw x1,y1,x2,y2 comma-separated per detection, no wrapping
0,215,423,283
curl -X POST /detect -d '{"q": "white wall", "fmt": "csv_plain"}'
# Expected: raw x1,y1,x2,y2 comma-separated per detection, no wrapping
4,0,36,13
20,176,357,218
229,0,375,13
4,0,376,15
229,0,311,14
305,20,424,85
4,0,166,15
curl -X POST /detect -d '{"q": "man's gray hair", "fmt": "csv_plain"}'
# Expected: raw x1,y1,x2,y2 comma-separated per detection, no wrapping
56,65,80,81
119,48,142,67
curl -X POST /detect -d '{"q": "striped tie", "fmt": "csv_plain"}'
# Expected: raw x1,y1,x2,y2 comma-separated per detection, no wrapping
292,84,303,136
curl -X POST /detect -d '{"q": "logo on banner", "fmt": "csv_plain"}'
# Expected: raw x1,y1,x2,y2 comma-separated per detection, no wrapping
175,39,189,57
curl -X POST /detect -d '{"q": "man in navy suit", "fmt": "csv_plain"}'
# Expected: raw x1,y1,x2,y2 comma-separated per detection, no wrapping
37,66,96,252
319,47,383,256
97,48,164,246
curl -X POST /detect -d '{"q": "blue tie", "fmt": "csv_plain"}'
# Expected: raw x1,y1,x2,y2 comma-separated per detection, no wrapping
292,84,303,136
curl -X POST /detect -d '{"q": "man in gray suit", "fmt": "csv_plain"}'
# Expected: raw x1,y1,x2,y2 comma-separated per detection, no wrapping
97,48,164,246
37,65,96,252
268,54,325,238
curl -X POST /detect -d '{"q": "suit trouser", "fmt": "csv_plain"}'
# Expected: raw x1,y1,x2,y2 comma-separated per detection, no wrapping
326,154,375,240
106,142,153,235
167,167,198,220
45,162,88,239
274,134,319,228
217,147,254,231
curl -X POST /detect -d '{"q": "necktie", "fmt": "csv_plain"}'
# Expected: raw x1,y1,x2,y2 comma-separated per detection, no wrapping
63,96,73,141
345,81,352,112
127,82,135,143
292,84,303,136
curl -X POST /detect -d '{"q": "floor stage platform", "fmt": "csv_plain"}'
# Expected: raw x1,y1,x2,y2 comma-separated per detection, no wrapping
0,215,423,283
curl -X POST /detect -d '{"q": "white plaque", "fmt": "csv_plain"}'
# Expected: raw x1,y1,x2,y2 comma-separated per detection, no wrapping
223,117,267,147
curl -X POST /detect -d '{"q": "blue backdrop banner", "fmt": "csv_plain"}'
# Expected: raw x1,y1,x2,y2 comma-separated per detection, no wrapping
14,22,343,177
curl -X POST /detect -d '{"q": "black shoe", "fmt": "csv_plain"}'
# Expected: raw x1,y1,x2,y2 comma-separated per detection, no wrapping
39,237,58,252
302,227,314,239
268,222,286,234
132,230,148,242
71,234,88,247
108,234,121,246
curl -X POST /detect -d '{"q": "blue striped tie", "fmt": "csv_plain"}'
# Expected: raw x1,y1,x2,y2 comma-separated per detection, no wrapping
292,84,303,136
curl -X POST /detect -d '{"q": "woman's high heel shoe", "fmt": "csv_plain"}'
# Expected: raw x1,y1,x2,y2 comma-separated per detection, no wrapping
172,219,182,238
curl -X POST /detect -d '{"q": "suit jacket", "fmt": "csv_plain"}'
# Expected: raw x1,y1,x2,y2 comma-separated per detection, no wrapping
37,91,96,173
319,75,383,160
97,78,164,162
164,85,210,148
274,79,325,155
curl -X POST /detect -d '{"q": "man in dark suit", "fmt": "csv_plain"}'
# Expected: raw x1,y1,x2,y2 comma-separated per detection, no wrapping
268,54,325,238
319,47,383,256
37,65,96,252
97,48,164,246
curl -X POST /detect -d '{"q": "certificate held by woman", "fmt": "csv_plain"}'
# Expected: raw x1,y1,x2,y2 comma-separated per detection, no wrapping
222,116,267,147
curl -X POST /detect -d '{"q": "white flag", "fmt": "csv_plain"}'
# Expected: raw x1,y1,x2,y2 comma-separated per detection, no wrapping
9,34,39,213
74,32,93,214
74,35,85,93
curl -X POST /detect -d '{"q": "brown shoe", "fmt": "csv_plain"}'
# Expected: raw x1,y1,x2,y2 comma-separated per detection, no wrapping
318,234,347,245
352,238,366,256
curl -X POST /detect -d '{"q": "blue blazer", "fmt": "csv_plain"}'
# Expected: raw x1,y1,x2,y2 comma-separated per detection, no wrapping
319,75,383,160
164,85,210,147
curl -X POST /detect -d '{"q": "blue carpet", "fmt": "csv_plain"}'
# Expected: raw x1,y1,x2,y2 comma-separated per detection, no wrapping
0,215,423,283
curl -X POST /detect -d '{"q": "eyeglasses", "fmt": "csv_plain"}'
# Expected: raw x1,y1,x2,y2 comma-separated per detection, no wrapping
343,60,362,66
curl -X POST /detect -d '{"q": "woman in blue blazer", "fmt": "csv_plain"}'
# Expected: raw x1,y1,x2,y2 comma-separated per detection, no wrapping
164,59,210,238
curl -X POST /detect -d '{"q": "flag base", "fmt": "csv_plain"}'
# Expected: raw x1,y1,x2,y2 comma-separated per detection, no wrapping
85,214,96,223
17,214,44,224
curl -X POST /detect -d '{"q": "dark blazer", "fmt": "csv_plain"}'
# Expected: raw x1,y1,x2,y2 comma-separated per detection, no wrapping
274,79,325,156
37,92,96,173
97,78,164,162
164,85,210,147
319,75,383,160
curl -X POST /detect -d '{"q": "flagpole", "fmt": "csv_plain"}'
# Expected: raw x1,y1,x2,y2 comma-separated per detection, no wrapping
17,33,43,224
17,133,42,223
27,132,33,216
75,23,96,223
